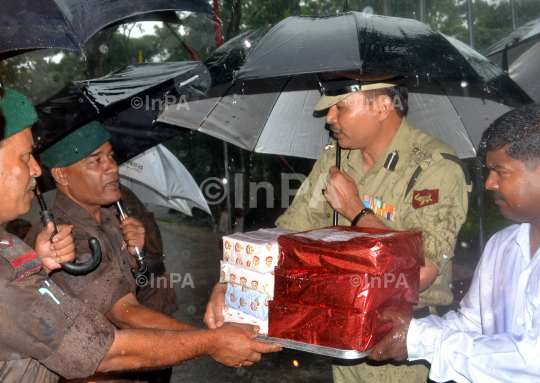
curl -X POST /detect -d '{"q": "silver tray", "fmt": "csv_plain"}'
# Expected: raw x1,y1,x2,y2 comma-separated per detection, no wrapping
255,335,372,359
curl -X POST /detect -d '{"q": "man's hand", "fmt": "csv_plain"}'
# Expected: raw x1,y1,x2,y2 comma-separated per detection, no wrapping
34,222,76,274
369,310,412,361
209,324,281,367
204,282,227,328
324,166,365,222
119,216,145,255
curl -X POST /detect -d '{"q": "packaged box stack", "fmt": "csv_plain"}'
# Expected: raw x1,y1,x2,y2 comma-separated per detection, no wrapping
220,228,296,334
269,226,424,352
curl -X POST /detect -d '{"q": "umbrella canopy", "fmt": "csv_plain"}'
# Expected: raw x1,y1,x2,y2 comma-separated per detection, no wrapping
119,144,211,217
0,0,215,60
33,61,210,191
33,61,207,161
157,14,532,160
484,17,540,103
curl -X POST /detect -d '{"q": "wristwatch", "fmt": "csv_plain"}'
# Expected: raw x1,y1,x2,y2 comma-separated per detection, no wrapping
351,208,375,226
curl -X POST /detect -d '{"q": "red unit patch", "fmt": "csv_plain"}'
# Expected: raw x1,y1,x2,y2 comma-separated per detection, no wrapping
412,189,439,209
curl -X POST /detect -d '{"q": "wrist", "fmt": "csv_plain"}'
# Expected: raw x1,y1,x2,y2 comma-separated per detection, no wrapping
351,208,374,226
345,199,366,222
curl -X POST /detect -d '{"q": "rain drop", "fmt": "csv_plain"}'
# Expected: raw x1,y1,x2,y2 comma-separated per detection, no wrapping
99,44,109,54
244,40,252,48
461,81,469,88
187,304,196,314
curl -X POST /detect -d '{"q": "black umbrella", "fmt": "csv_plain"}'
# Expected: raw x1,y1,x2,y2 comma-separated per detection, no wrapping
158,12,533,248
0,0,215,60
157,13,532,160
484,17,540,103
206,12,520,86
33,61,210,191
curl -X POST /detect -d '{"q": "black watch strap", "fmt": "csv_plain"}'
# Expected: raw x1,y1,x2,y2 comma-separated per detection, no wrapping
351,208,374,226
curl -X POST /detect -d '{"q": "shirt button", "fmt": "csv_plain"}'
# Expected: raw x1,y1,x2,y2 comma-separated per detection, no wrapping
517,318,523,325
326,213,331,218
361,181,366,185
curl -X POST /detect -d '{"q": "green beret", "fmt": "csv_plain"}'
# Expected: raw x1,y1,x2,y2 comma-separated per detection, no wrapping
41,121,111,168
0,88,38,139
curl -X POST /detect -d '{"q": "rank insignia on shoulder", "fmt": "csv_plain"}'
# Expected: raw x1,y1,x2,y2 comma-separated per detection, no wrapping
413,147,433,166
121,240,127,250
0,235,13,247
18,265,43,281
363,194,395,221
412,189,439,209
10,250,43,281
324,143,335,150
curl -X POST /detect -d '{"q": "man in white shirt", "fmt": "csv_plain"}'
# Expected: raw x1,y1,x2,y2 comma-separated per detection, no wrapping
368,103,540,383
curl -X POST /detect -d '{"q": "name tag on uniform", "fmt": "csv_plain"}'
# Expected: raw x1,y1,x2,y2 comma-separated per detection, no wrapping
363,194,395,222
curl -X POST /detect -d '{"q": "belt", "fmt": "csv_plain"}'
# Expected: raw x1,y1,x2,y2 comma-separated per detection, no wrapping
413,306,431,319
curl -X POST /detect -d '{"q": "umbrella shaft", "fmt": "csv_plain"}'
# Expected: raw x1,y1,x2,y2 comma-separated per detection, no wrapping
333,145,341,226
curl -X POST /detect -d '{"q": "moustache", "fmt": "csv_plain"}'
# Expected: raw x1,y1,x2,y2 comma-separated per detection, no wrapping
28,178,37,192
329,124,342,134
492,191,506,202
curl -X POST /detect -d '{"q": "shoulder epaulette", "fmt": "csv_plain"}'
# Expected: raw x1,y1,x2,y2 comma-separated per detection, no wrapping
0,234,43,281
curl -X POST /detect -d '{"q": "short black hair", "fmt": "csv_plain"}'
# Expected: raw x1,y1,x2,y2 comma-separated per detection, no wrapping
363,84,409,118
479,103,540,168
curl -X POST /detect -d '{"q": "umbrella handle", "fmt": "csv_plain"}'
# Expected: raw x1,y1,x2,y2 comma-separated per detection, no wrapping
60,237,102,275
115,201,148,278
36,187,101,275
333,145,341,226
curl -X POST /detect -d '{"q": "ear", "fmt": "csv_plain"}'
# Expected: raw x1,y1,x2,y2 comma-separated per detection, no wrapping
51,167,68,187
376,95,393,121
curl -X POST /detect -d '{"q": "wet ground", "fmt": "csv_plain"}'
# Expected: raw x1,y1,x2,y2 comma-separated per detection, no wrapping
158,221,334,383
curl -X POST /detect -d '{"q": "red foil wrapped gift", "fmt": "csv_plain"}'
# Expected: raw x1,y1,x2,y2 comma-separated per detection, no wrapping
277,226,424,274
268,300,413,352
273,267,419,313
268,226,424,351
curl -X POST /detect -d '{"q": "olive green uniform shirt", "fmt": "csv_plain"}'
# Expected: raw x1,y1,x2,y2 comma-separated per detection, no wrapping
26,191,136,315
0,229,115,382
276,118,471,307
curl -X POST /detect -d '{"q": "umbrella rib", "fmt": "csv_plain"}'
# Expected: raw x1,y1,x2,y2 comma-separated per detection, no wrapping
196,83,235,130
433,78,476,152
254,76,292,150
72,82,101,114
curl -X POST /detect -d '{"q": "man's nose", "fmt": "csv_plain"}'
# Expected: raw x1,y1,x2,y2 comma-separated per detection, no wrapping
484,170,497,191
29,155,42,178
326,105,338,125
105,157,119,174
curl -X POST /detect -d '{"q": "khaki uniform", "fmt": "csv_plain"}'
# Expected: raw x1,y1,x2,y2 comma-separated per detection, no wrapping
120,185,179,317
0,228,115,383
276,118,471,383
26,191,136,315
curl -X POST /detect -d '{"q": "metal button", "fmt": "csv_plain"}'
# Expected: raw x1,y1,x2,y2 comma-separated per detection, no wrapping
361,181,366,185
326,213,331,218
